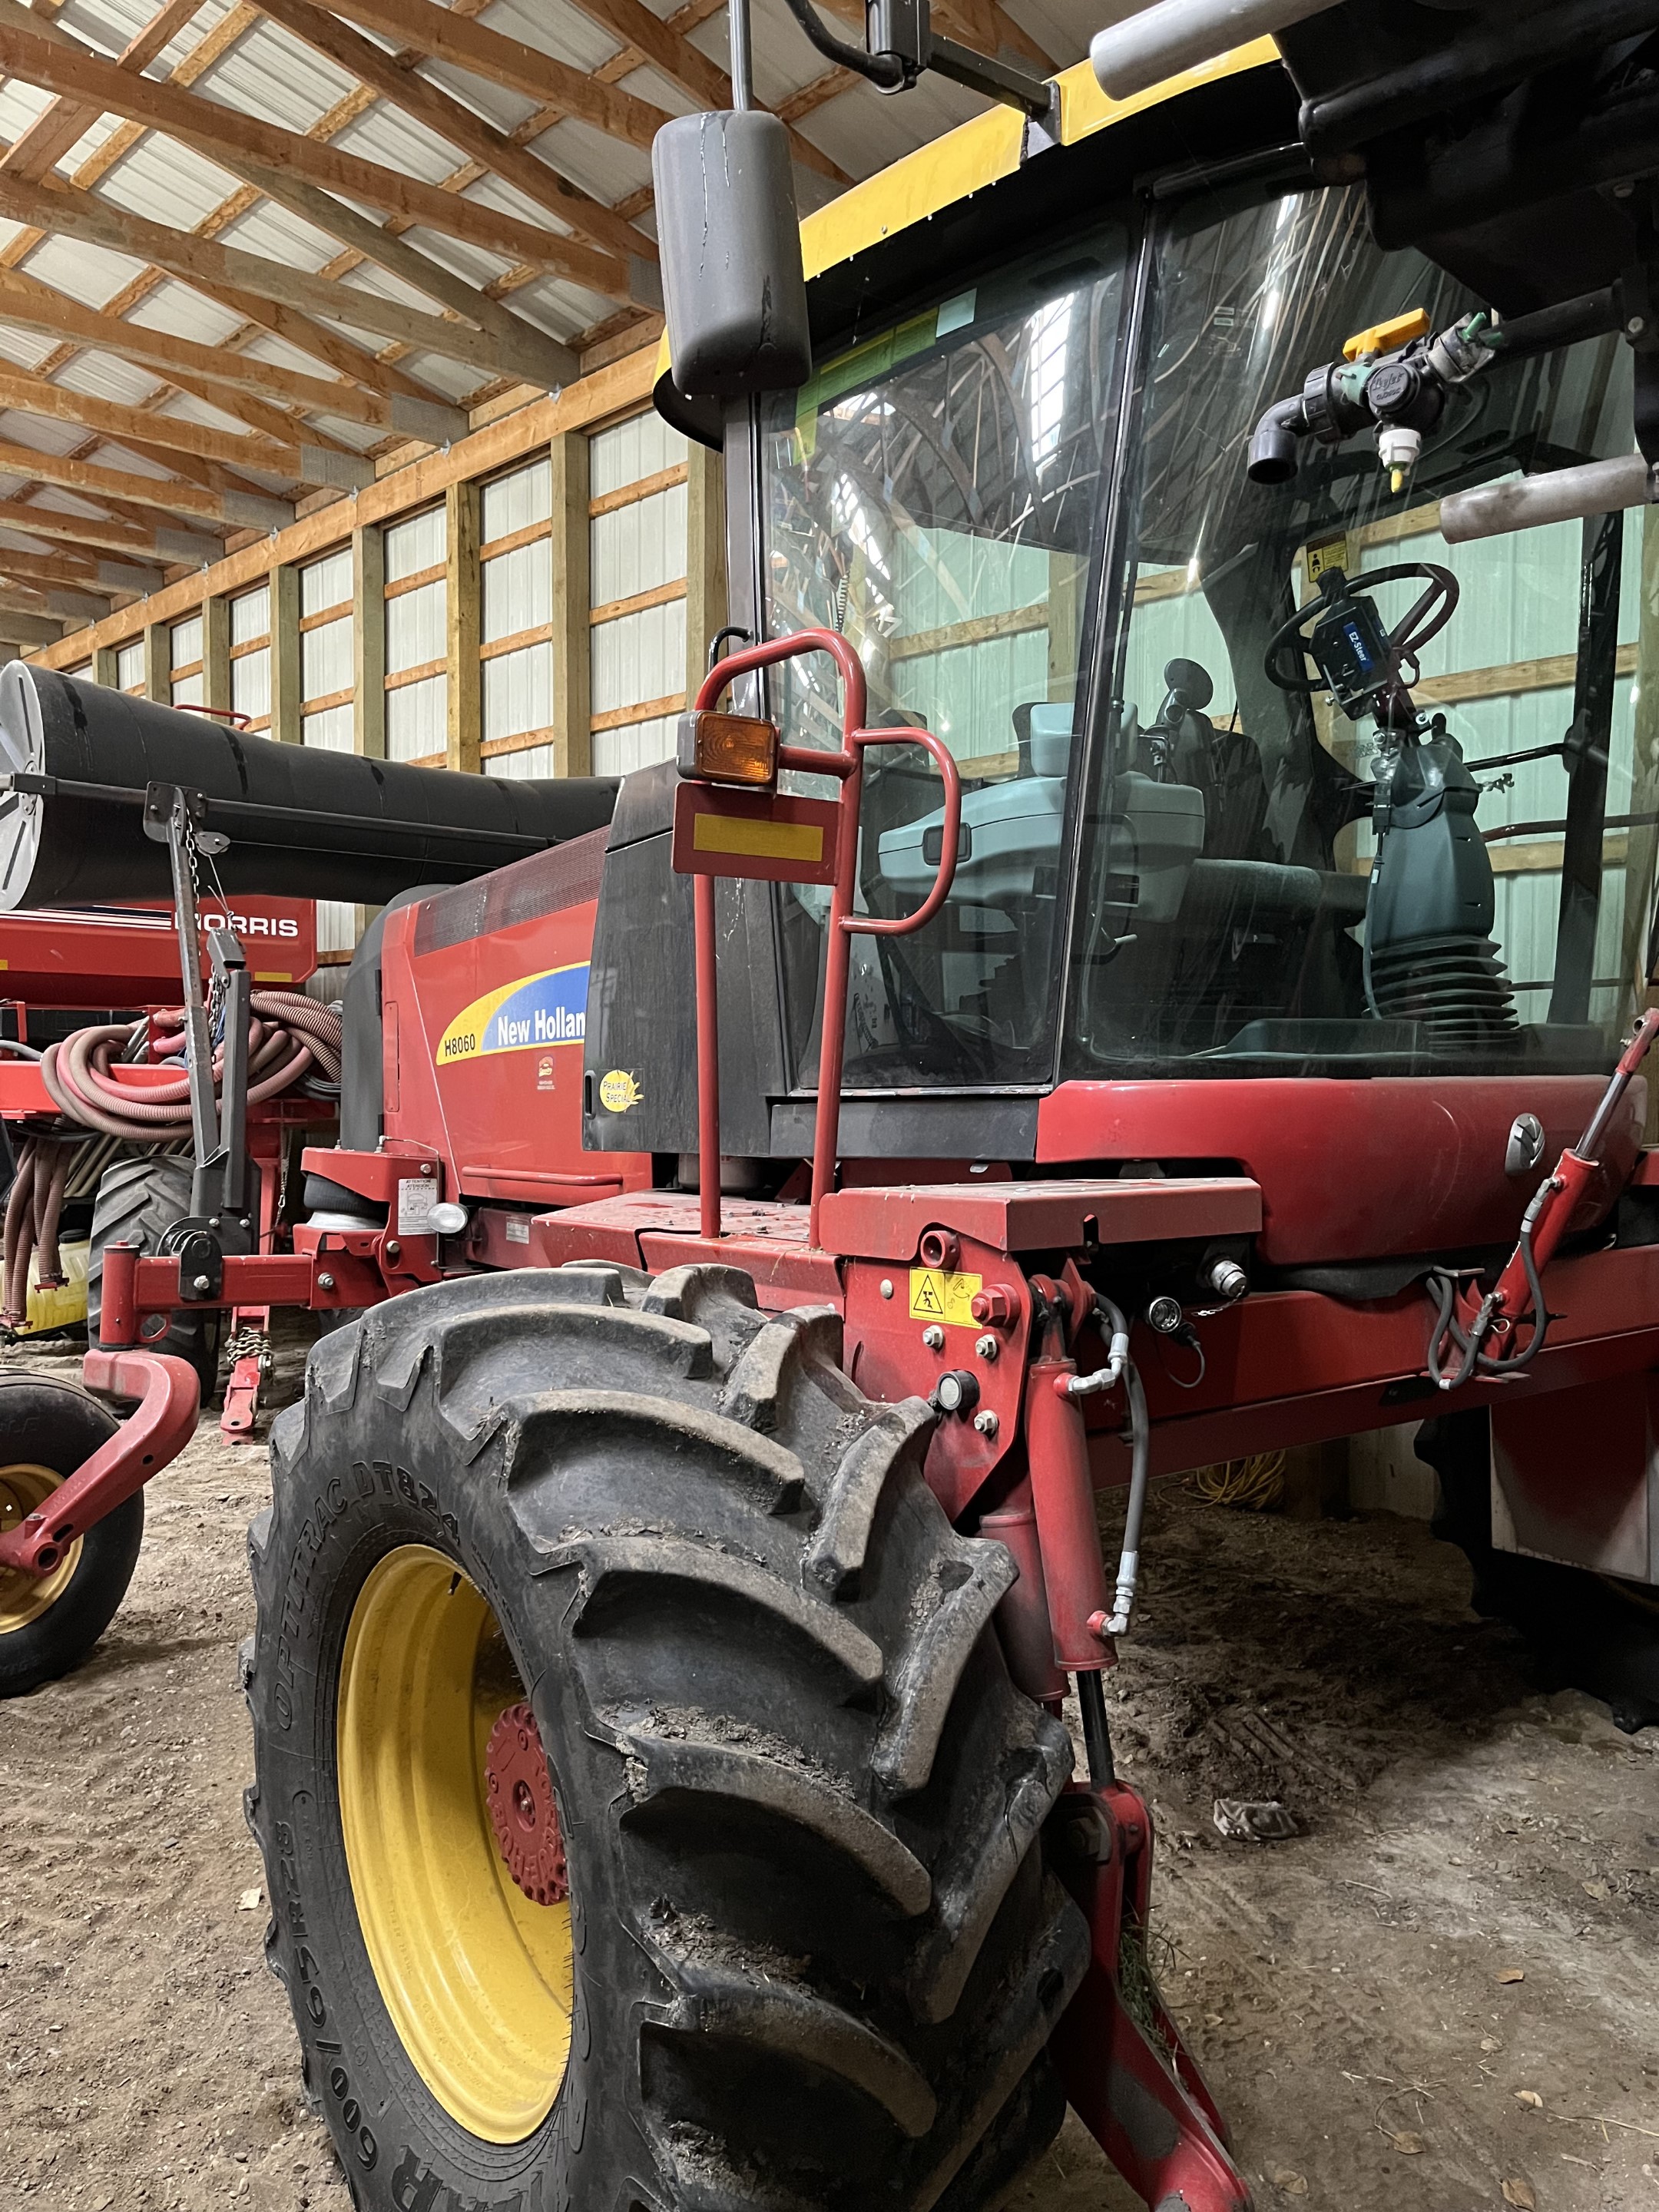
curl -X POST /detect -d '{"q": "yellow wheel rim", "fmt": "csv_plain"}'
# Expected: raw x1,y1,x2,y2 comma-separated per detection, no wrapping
337,1546,574,2144
0,1465,82,1633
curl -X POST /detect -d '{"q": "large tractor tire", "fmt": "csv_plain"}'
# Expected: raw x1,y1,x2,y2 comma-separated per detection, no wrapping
88,1153,220,1401
0,1370,143,1695
1418,1410,1659,1730
244,1263,1088,2212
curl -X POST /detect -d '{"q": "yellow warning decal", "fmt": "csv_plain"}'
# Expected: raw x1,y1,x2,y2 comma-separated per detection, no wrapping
1304,535,1349,587
909,1268,983,1326
693,813,824,864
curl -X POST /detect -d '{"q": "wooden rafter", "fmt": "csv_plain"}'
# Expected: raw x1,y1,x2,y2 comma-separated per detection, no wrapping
321,0,849,186
0,0,206,183
0,357,375,488
0,268,467,440
556,0,850,184
0,437,290,528
0,599,65,644
227,159,578,389
0,0,510,427
248,0,657,284
0,571,106,618
0,543,133,597
0,168,571,385
0,494,220,565
316,0,674,148
0,538,161,594
777,68,856,124
0,9,628,282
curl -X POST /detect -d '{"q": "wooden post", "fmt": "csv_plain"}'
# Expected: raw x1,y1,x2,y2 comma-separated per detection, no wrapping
684,438,727,700
142,619,169,703
202,594,230,714
353,523,386,762
1624,508,1659,1139
270,562,301,745
353,523,386,940
550,429,591,779
92,644,117,688
1046,550,1081,704
445,478,480,775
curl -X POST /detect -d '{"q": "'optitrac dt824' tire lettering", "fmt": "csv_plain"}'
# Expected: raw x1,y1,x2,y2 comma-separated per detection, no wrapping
244,1263,1087,2210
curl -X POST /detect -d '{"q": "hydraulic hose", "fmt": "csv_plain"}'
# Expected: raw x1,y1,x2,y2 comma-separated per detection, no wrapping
1,1134,71,1328
1424,1216,1549,1392
1095,1296,1151,1636
38,993,341,1141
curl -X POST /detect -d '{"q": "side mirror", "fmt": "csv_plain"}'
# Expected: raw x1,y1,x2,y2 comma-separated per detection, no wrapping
652,111,812,401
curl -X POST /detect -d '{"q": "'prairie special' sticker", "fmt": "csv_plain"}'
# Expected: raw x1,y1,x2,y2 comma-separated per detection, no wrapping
437,964,588,1065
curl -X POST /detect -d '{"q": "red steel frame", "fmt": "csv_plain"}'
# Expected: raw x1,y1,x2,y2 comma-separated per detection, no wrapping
684,628,962,1246
25,632,1659,2212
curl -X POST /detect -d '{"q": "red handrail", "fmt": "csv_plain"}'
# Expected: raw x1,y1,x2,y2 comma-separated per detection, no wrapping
691,629,962,1247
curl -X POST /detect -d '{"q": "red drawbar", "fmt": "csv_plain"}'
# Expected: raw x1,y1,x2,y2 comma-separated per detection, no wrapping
0,1348,199,1577
1052,1780,1250,2211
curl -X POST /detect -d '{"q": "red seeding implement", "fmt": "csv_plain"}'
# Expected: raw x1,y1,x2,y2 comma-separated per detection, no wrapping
8,6,1659,2207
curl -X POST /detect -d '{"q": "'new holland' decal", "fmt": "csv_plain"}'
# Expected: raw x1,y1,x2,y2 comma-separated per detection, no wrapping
437,963,588,1065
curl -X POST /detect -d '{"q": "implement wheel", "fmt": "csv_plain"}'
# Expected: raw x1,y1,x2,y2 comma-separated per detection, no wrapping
244,1264,1086,2211
0,1372,142,1696
88,1154,221,1401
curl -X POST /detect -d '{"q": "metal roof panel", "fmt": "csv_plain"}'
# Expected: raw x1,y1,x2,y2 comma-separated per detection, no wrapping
20,237,150,310
194,21,357,134
480,0,624,76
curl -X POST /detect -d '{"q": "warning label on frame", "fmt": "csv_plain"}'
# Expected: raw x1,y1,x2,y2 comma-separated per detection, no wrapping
908,1268,983,1327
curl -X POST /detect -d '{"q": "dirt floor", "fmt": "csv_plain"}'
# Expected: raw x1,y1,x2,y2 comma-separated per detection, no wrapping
4,1321,1657,2212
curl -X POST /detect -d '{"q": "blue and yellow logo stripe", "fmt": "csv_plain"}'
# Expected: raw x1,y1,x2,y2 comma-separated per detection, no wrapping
436,963,588,1065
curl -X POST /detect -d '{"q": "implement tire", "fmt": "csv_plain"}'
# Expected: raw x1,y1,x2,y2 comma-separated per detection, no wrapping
88,1154,220,1401
0,1371,142,1696
244,1263,1087,2211
1419,1409,1659,1730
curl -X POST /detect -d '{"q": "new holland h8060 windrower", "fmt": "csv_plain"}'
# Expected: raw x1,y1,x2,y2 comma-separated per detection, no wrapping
6,5,1659,2207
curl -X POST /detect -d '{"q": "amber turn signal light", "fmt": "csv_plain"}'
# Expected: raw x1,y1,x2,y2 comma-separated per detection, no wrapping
677,709,779,787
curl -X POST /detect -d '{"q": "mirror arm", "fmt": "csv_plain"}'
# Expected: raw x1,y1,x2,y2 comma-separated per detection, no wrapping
776,0,906,87
775,0,1055,122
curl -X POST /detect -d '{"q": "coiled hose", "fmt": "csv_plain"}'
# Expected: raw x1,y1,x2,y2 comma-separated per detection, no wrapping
1,993,341,1329
38,992,342,1140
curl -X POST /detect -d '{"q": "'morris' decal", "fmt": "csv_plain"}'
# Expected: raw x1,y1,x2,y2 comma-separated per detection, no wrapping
436,963,588,1065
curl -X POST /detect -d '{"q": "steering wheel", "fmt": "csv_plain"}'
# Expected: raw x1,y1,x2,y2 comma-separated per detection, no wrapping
1263,561,1459,694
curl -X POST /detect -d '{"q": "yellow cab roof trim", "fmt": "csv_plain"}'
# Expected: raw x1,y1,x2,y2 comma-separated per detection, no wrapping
654,38,1280,387
801,37,1280,281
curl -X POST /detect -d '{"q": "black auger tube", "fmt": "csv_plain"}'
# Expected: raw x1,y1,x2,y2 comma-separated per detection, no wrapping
0,664,619,909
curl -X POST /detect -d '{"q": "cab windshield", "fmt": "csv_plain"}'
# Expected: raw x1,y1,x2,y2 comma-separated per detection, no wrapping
763,184,1647,1091
762,224,1125,1088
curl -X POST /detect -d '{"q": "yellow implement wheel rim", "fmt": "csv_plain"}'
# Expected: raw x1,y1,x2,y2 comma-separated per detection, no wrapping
0,1465,82,1633
337,1546,574,2144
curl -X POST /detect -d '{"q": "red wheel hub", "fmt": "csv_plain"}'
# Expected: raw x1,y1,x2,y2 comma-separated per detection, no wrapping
483,1701,568,1906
